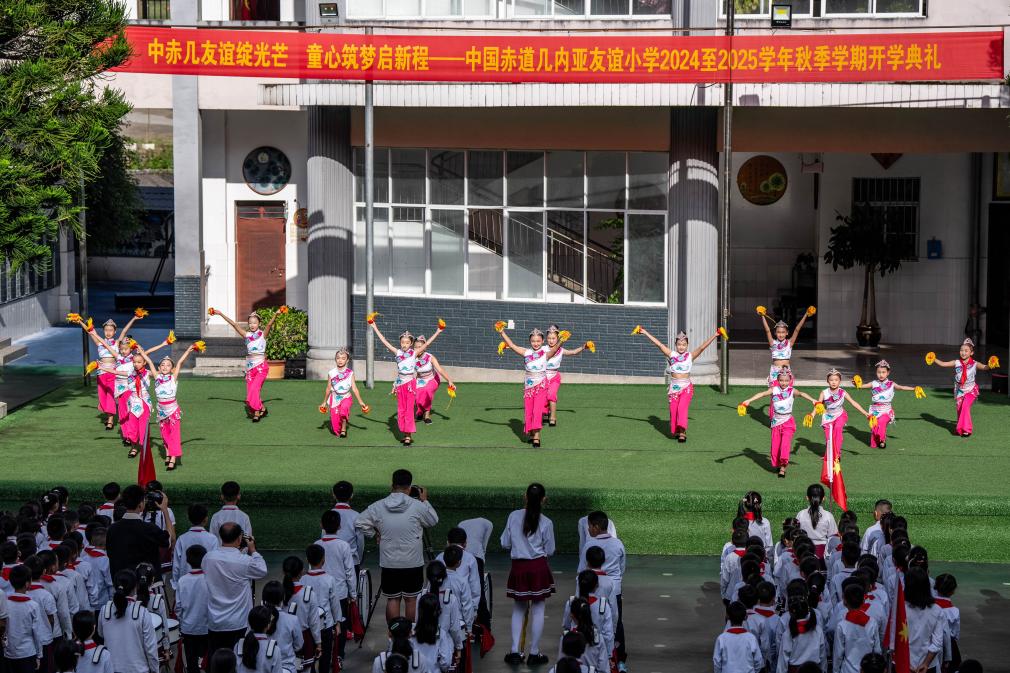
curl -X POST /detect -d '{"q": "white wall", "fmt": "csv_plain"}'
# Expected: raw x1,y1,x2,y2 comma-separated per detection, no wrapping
201,109,308,327
816,153,973,345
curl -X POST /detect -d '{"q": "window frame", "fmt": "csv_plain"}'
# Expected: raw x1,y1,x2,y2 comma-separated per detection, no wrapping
850,176,921,263
346,0,673,19
720,0,924,18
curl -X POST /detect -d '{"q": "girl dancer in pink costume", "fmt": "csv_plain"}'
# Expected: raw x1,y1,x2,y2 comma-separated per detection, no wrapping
814,368,872,467
73,311,145,429
542,325,593,428
319,348,370,439
927,339,999,438
496,324,563,448
121,349,155,459
209,307,282,422
635,326,720,443
758,305,816,386
369,317,445,445
738,367,818,478
852,360,923,449
413,335,454,426
144,339,199,470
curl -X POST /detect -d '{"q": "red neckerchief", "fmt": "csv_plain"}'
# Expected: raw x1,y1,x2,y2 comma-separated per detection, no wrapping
593,570,606,576
85,548,106,558
587,596,598,605
845,610,870,626
959,358,974,386
83,642,98,651
1,566,12,580
189,570,204,575
860,603,871,613
9,594,31,602
41,574,56,583
190,527,206,533
320,537,337,542
293,584,304,594
744,512,755,521
726,627,748,634
795,618,810,634
755,607,775,617
65,562,78,570
934,598,953,609
733,549,746,557
307,570,325,576
29,584,44,591
49,542,61,549
334,504,351,510
134,369,148,397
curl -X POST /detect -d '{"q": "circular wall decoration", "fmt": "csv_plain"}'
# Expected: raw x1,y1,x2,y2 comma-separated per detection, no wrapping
737,155,788,206
242,146,291,195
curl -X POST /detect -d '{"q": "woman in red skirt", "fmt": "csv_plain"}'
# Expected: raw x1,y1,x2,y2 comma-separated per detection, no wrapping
500,483,555,666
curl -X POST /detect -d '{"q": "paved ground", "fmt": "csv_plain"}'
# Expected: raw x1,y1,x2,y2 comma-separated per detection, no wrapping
254,552,1010,673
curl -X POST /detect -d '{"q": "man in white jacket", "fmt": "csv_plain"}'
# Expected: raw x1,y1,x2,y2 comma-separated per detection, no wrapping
355,469,438,623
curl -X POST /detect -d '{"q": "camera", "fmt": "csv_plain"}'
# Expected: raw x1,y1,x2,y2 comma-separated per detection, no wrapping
409,485,423,499
144,490,164,513
239,534,251,549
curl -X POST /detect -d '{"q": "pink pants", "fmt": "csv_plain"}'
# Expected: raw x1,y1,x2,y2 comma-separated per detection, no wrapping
771,418,795,467
415,375,440,414
524,382,548,434
329,397,352,433
870,411,893,447
123,404,151,444
822,411,848,459
97,372,116,414
117,394,131,439
546,373,562,404
956,385,979,435
245,361,269,412
395,381,417,434
159,410,182,457
668,384,693,434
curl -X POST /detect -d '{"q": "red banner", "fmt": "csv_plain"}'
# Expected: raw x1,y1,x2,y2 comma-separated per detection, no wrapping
118,27,1003,84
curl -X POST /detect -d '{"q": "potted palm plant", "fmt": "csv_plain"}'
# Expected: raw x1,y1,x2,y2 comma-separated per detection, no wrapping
256,306,308,379
823,204,903,347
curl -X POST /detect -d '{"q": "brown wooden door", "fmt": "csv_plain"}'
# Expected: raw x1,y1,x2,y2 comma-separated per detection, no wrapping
236,203,286,317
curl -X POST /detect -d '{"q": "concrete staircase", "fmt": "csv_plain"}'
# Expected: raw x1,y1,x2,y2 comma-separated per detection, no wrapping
190,337,247,377
0,338,27,366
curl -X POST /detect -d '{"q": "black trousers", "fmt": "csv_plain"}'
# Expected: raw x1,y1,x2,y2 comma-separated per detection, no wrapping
317,626,334,673
616,593,627,663
336,598,350,660
182,633,209,673
207,629,245,657
475,557,491,629
4,657,40,673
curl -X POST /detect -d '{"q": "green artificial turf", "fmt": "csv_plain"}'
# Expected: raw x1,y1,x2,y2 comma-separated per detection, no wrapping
1,377,1008,561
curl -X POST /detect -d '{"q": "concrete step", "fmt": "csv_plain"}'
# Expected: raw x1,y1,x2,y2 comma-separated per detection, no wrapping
0,401,6,420
0,342,28,366
0,338,10,350
191,356,246,377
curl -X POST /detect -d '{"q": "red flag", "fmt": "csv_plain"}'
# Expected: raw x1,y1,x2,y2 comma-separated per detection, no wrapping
829,457,847,511
348,601,365,642
891,577,911,673
137,425,157,486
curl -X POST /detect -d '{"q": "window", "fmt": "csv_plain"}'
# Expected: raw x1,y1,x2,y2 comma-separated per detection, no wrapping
724,0,811,16
822,0,922,14
136,0,170,19
852,178,920,261
230,0,278,19
353,148,667,305
0,241,62,306
346,0,669,16
353,148,390,204
724,0,921,16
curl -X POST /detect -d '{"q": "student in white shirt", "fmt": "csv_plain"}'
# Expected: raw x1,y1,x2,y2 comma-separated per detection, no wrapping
235,606,283,673
412,593,455,673
210,482,253,541
97,569,159,673
1,540,19,595
904,568,945,673
441,545,474,632
68,612,114,673
424,562,464,656
176,546,211,673
934,573,961,669
301,544,343,673
456,518,493,632
775,593,827,673
330,481,365,567
82,527,112,610
280,556,322,671
577,511,626,670
173,504,219,587
5,565,47,673
23,556,58,649
573,570,615,659
714,601,763,673
435,528,480,620
260,582,303,673
203,523,268,655
36,550,73,639
738,491,774,554
561,597,609,673
832,583,880,673
315,510,356,664
58,539,91,615
795,484,838,558
97,483,121,519
720,529,751,603
371,619,423,673
582,547,618,620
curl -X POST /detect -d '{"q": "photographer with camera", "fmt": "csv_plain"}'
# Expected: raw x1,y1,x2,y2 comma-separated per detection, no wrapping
355,469,438,624
202,522,267,656
106,484,175,576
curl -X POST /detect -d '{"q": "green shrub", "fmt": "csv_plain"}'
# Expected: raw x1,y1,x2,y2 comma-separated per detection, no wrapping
255,306,307,360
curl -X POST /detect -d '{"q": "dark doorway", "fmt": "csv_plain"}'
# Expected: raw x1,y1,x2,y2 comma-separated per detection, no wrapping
987,204,1010,349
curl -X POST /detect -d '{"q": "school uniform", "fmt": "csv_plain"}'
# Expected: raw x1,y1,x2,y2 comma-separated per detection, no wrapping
456,517,494,630
832,609,880,673
860,522,882,556
713,626,763,673
266,606,302,673
172,526,219,586
435,546,481,615
772,550,801,598
445,568,475,631
576,517,617,559
746,518,774,554
300,569,341,673
64,563,92,613
313,536,357,602
75,641,115,673
749,606,778,668
935,597,960,669
38,574,73,638
286,583,323,671
371,650,423,673
97,600,160,673
176,569,210,673
434,588,465,653
795,509,838,557
55,570,81,615
829,566,856,605
558,626,609,673
2,563,17,595
25,582,57,646
5,593,46,673
775,618,827,673
411,632,454,673
82,548,112,609
582,570,619,621
720,549,746,602
209,505,253,539
906,603,945,673
330,504,365,567
235,634,284,673
500,509,556,602
720,542,737,564
96,502,116,518
562,595,614,672
827,596,886,648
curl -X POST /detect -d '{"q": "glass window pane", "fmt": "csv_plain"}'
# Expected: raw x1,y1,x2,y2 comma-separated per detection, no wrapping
426,0,462,14
346,0,381,15
731,0,766,14
354,147,389,203
464,0,494,14
507,212,543,300
387,0,422,15
587,152,625,210
507,151,544,207
632,0,670,14
468,209,504,299
628,152,668,210
391,207,425,294
627,213,665,303
591,0,629,13
391,149,425,204
468,151,503,206
554,0,584,14
354,206,390,293
547,211,585,300
547,151,584,208
824,0,868,12
430,209,465,296
773,0,811,13
587,211,624,303
514,0,550,14
430,150,464,206
875,0,918,12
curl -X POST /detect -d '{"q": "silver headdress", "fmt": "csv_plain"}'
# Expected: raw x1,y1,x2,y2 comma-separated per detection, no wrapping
675,330,689,342
826,367,841,377
962,338,975,348
399,330,414,340
529,328,544,338
103,319,117,328
774,320,788,329
875,359,891,369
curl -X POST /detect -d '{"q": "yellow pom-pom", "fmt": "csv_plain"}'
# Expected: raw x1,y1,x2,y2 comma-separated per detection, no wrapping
868,415,878,429
85,361,98,375
631,325,642,335
166,330,176,345
718,327,729,341
803,414,814,428
366,311,380,324
497,341,506,356
814,402,826,415
914,386,926,399
585,340,596,353
494,320,506,333
756,306,767,316
806,306,817,317
134,307,149,318
84,317,93,331
437,318,446,330
126,337,137,350
852,375,863,389
447,384,457,399
278,305,289,314
318,404,327,414
558,330,571,343
66,312,82,323
193,340,206,353
361,404,371,415
925,351,936,366
988,355,1000,369
737,404,747,417
207,307,216,316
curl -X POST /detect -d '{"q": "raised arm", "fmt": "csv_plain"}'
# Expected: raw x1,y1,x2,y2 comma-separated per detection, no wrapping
413,325,444,357
117,315,143,343
145,341,169,357
545,338,564,360
636,327,671,357
795,390,819,405
562,344,586,356
369,321,398,354
691,331,720,360
498,329,526,357
931,359,955,368
891,382,916,392
428,354,454,388
137,346,158,372
172,345,196,378
790,307,815,346
210,309,247,338
260,310,282,340
843,391,871,418
758,310,775,346
740,388,773,406
75,319,109,350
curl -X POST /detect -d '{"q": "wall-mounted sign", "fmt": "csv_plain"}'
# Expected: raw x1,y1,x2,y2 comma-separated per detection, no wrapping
737,155,788,206
242,146,291,196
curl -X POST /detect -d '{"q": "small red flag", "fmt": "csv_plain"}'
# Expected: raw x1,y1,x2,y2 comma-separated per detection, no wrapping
890,577,911,673
136,425,157,486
